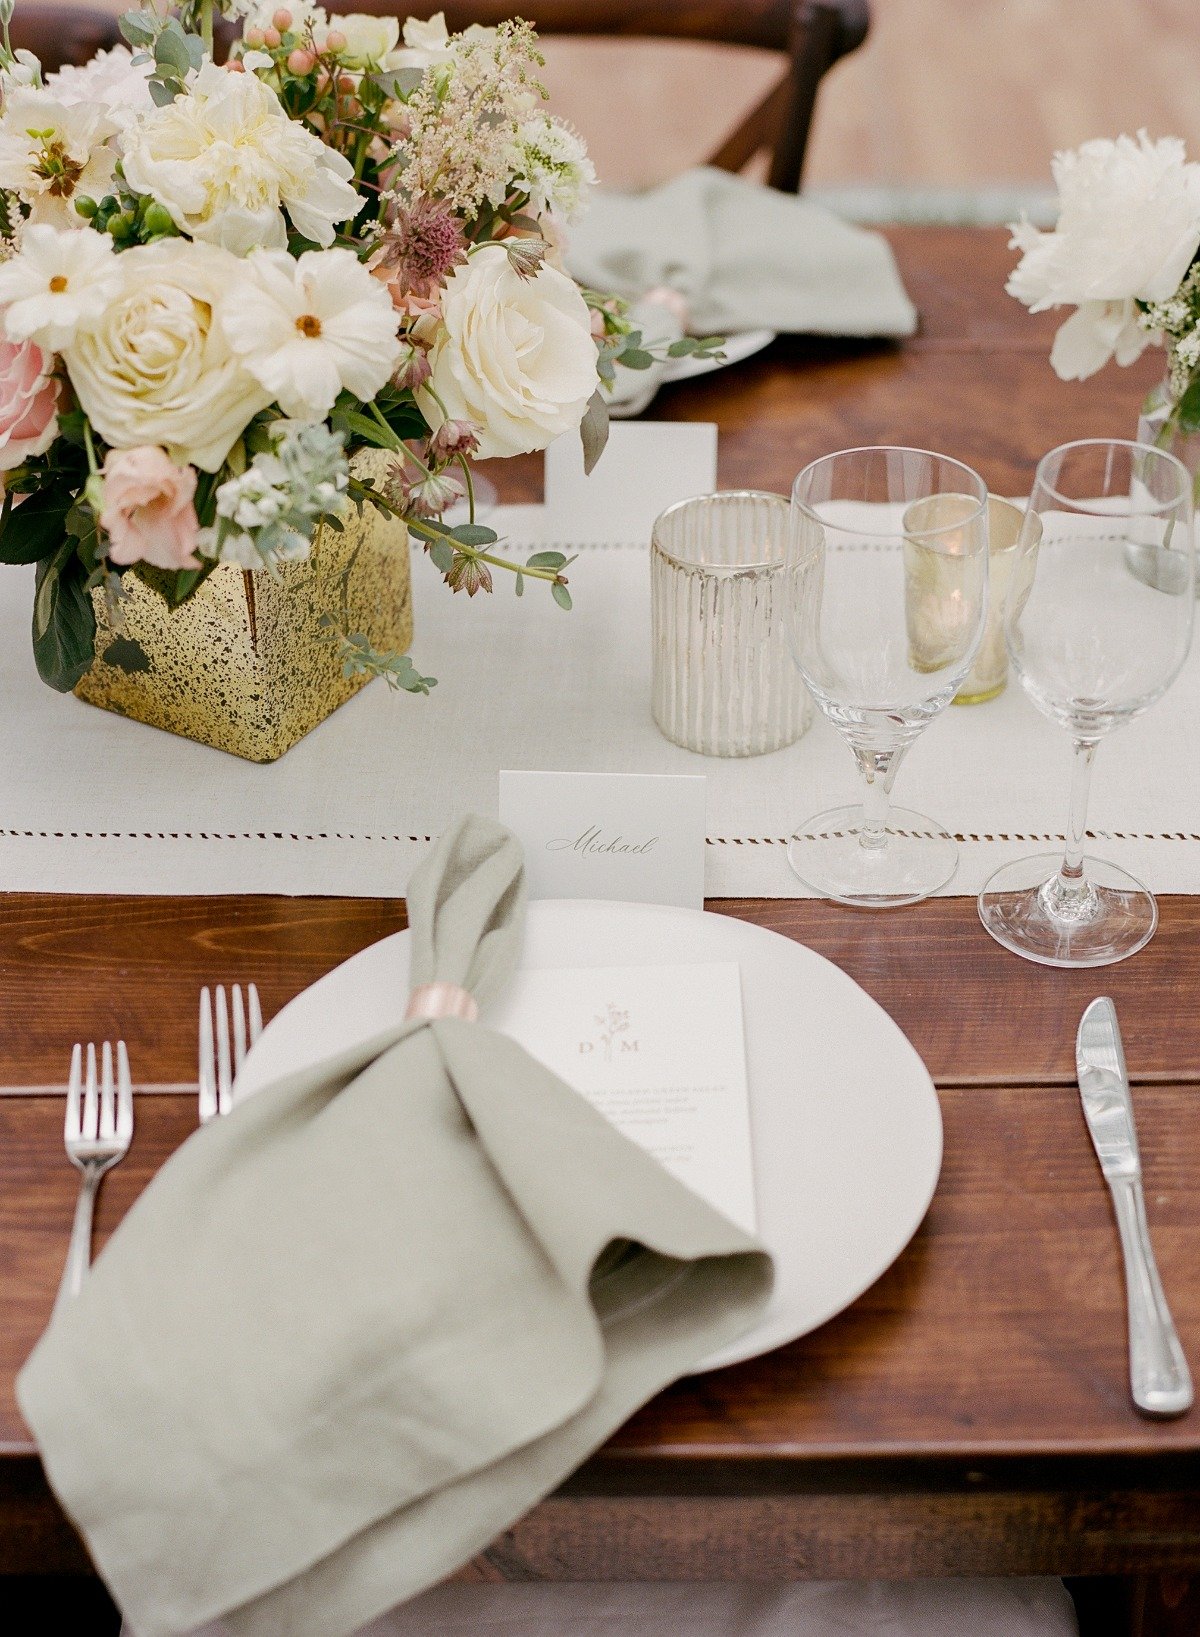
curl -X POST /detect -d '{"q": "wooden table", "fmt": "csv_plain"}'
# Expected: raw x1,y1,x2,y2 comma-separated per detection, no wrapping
3,229,1198,1632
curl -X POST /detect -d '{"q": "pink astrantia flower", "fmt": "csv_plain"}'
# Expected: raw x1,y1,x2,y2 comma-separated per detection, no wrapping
0,332,60,471
100,446,201,570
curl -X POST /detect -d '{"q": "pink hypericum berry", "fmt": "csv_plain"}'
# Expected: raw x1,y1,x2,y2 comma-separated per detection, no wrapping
287,47,316,73
326,28,347,50
273,7,293,27
244,26,265,45
263,26,282,47
337,73,355,93
226,58,246,71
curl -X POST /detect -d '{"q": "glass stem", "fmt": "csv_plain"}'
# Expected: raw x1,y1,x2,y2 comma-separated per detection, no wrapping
1056,737,1098,900
855,747,900,851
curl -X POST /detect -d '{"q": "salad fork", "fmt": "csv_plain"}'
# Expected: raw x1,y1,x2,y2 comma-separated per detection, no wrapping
198,983,263,1124
57,1041,134,1305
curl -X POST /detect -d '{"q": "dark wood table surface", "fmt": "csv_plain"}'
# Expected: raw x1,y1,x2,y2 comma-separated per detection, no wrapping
3,230,1198,1622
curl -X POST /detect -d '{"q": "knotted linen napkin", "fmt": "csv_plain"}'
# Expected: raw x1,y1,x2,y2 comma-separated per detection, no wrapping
566,166,918,340
19,816,773,1637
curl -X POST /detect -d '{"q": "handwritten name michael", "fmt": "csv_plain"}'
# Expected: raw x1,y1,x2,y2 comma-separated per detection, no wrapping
547,826,659,857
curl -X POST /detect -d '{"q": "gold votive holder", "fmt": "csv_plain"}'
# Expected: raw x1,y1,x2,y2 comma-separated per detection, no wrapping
903,494,1036,704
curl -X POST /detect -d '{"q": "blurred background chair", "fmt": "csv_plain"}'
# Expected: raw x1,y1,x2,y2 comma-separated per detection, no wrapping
340,1,871,192
9,2,121,74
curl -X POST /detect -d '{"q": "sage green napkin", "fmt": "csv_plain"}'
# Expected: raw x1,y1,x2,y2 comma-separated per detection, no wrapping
19,816,772,1637
567,166,918,339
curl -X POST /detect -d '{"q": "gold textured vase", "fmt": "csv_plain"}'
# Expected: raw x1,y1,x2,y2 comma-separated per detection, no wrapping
74,450,412,763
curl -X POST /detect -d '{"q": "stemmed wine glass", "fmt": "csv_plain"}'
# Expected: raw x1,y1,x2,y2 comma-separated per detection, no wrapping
978,439,1194,966
785,447,989,906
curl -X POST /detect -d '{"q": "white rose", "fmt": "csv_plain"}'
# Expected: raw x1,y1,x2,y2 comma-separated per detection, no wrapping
328,13,400,68
62,240,272,472
420,245,598,460
120,62,362,256
1008,132,1200,379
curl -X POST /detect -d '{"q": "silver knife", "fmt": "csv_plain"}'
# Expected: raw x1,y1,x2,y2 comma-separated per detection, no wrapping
1076,997,1193,1418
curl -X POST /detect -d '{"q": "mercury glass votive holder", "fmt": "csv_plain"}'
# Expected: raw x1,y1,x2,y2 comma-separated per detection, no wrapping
651,491,812,757
903,493,1037,704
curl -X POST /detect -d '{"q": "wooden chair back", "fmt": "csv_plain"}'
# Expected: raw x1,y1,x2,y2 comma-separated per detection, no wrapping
8,4,122,76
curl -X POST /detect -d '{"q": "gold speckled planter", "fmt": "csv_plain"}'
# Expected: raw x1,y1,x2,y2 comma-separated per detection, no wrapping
74,450,412,763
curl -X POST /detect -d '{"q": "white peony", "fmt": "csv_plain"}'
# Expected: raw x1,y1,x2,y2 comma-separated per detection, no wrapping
219,247,402,421
0,223,121,351
120,62,363,256
1008,132,1200,380
61,240,272,471
327,13,400,69
1,49,41,93
388,11,495,69
44,46,153,130
0,88,117,228
420,244,599,459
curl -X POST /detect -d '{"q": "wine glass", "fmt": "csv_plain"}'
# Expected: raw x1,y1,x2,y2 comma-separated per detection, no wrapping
785,446,989,906
978,439,1194,967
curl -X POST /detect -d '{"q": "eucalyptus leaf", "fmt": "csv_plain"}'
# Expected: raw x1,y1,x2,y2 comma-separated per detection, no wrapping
525,550,566,569
580,388,609,476
450,524,498,547
550,581,573,612
428,539,454,573
619,348,655,371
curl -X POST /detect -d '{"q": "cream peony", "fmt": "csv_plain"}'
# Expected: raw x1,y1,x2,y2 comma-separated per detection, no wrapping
62,240,271,472
219,247,403,421
420,245,598,459
120,62,363,256
0,224,121,352
327,13,400,68
1009,132,1200,380
44,46,154,131
0,88,117,229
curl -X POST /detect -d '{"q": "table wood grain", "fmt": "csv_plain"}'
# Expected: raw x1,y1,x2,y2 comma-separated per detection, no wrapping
2,229,1196,1594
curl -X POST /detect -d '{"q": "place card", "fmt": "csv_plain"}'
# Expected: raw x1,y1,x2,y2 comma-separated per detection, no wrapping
498,769,706,909
543,420,718,542
494,961,755,1232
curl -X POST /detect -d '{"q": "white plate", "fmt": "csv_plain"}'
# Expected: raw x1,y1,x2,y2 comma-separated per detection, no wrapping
661,327,776,383
237,900,941,1373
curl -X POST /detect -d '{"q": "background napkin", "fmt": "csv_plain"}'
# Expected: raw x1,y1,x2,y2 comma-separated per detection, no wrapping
566,167,919,340
19,817,772,1637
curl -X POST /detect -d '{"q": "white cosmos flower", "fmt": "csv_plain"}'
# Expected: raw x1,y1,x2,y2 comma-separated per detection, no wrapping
0,223,120,351
120,62,363,256
0,88,117,228
220,247,402,421
44,46,153,131
1008,132,1200,380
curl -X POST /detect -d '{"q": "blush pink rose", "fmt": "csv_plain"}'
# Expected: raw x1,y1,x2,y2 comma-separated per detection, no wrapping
0,333,60,471
100,446,201,570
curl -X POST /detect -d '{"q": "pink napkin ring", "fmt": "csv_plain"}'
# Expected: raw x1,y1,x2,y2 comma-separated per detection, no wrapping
404,982,479,1024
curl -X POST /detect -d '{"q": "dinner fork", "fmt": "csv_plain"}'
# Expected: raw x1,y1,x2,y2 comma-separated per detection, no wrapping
57,1041,134,1305
198,983,263,1124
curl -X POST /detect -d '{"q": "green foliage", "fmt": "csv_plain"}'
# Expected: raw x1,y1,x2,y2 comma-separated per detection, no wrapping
317,617,436,695
0,486,73,564
579,389,608,476
32,542,96,693
1176,374,1200,434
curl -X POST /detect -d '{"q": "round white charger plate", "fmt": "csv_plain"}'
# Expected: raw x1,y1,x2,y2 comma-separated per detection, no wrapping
236,899,942,1373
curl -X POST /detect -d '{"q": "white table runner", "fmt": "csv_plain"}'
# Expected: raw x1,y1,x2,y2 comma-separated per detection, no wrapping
1,503,1197,899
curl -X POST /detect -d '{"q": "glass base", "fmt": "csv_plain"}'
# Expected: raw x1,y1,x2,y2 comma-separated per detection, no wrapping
978,854,1158,968
787,804,958,907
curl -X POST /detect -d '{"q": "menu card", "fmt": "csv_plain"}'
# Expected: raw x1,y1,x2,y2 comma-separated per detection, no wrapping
493,960,756,1233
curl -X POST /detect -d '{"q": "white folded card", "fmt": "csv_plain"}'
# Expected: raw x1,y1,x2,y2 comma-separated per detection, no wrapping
543,420,718,542
494,960,755,1233
498,769,706,909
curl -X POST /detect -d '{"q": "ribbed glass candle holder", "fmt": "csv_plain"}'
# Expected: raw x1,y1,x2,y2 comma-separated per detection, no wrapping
651,491,812,757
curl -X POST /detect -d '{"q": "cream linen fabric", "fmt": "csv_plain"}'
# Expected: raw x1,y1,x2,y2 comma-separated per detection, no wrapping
18,817,772,1637
566,168,918,339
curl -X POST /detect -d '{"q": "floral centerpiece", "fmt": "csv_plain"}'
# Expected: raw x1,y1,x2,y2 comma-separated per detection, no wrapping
0,1,717,756
1007,131,1200,488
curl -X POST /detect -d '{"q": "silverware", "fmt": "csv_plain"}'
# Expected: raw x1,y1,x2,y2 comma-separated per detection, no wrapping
198,983,263,1124
1076,997,1193,1418
57,1041,134,1306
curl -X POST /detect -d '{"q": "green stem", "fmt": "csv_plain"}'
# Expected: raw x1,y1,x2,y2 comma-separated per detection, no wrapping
457,454,476,525
81,419,99,477
367,400,404,451
200,0,214,55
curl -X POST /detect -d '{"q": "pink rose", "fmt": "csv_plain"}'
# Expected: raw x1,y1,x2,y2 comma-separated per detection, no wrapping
100,446,201,570
0,332,60,471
